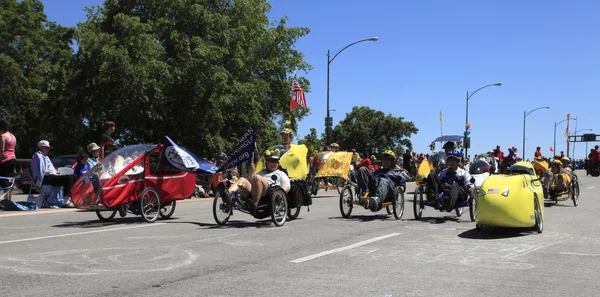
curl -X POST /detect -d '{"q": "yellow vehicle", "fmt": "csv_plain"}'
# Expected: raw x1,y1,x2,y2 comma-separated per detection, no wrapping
476,162,544,233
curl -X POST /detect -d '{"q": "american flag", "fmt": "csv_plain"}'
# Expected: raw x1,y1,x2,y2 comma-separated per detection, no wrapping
292,78,307,108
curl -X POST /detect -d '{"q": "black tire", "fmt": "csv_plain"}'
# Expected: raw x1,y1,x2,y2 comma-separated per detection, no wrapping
386,206,393,215
339,185,353,218
413,186,424,220
159,200,177,219
455,206,465,217
140,187,160,223
287,187,302,221
270,188,288,227
96,209,117,222
534,194,543,233
476,224,483,231
212,191,231,226
392,187,405,220
469,188,477,222
572,181,580,206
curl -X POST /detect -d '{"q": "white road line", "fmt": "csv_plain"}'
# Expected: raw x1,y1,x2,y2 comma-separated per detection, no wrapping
0,223,165,245
289,233,401,264
586,186,596,190
560,252,600,256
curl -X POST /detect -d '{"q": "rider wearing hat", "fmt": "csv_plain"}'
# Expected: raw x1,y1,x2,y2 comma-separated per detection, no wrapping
550,159,569,193
442,141,455,154
426,150,473,211
225,149,290,214
355,150,406,210
330,143,340,152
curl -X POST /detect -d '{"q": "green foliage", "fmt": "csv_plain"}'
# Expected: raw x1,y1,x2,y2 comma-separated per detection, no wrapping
71,0,312,157
298,128,323,154
332,106,418,157
0,0,75,156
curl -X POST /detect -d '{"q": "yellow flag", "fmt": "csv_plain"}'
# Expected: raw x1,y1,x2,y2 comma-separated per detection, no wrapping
255,144,308,179
439,111,442,122
315,152,353,179
565,113,570,139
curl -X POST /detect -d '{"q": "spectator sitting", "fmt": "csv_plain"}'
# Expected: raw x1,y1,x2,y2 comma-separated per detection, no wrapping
30,140,75,206
86,143,101,169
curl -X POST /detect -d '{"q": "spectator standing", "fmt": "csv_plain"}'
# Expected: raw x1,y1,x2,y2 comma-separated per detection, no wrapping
0,119,17,201
99,121,116,159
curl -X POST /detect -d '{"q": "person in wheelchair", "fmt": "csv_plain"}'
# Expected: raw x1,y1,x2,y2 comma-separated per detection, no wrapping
225,149,290,215
355,150,406,210
426,150,473,211
550,159,569,194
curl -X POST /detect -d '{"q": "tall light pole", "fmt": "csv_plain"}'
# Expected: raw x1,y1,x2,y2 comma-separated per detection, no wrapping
523,106,550,160
326,37,378,145
553,117,576,158
464,82,502,160
572,128,592,160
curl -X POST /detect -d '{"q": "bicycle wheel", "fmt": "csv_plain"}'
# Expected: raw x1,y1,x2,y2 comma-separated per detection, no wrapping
212,191,231,225
339,185,353,218
140,187,160,223
572,181,580,206
413,186,424,220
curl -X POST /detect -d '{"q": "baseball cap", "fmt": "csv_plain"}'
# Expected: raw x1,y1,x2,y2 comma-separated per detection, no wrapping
37,140,52,149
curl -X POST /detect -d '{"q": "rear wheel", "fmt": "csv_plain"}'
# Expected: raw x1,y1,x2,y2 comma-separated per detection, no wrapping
159,201,177,219
96,209,117,222
140,187,160,223
534,195,543,233
392,187,405,220
413,186,424,220
287,187,302,220
572,181,580,206
469,188,477,222
339,185,353,218
212,191,231,225
270,188,288,227
455,206,465,217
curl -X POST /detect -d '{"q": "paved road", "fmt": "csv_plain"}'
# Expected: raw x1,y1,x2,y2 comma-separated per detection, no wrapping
1,171,599,297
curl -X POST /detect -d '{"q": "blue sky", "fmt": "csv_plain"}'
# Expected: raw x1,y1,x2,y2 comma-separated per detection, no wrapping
42,0,600,160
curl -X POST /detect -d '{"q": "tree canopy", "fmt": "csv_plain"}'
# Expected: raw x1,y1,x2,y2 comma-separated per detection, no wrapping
331,106,418,157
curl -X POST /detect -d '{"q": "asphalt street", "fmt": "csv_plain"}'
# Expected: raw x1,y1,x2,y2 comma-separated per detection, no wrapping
1,170,599,297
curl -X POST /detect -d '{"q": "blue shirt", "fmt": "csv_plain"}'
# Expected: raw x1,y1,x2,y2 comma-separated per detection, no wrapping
74,163,89,178
87,156,100,169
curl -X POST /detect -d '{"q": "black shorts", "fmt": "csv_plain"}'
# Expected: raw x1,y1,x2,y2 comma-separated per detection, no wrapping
0,159,16,187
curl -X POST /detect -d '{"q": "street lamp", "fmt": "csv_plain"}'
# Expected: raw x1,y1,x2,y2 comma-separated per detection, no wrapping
553,117,576,158
573,128,592,160
522,106,550,160
464,82,502,159
326,37,378,145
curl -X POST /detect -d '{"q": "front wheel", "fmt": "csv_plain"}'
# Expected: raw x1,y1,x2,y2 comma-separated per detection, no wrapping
413,186,424,220
140,187,160,223
159,201,177,219
572,181,580,206
212,191,231,226
96,209,117,222
270,188,288,227
339,185,353,218
534,195,543,233
392,187,405,220
287,188,302,221
469,188,477,222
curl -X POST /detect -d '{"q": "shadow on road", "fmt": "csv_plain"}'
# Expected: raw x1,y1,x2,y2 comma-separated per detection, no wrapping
410,216,468,224
458,228,531,240
328,215,393,222
51,216,145,228
167,219,278,229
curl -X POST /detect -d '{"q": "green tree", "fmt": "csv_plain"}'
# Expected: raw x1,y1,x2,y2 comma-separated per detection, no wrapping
298,128,323,155
72,0,312,157
332,106,418,157
0,0,75,156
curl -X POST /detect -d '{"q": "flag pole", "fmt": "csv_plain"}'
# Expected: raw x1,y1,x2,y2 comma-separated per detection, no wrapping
439,111,443,136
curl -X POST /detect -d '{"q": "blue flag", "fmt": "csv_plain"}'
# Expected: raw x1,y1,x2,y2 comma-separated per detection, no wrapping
218,125,257,172
161,136,219,175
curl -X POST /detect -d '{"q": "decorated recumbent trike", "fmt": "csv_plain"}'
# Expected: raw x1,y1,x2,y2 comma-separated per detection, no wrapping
212,144,312,227
72,137,216,223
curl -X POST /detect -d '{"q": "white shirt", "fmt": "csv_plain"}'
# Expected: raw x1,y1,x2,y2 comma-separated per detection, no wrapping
258,169,290,192
438,167,473,189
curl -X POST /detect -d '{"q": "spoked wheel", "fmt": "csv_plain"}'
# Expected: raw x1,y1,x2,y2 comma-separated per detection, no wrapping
413,186,424,220
287,188,303,221
96,209,117,222
533,194,543,233
455,206,465,217
140,187,161,223
386,206,393,215
339,185,353,218
392,187,405,220
212,191,231,226
270,188,288,227
159,201,177,219
469,188,477,222
335,178,346,195
571,181,580,206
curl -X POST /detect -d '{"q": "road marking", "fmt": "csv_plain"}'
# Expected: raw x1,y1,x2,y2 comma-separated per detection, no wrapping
0,223,165,245
560,252,600,256
586,186,596,190
289,233,401,263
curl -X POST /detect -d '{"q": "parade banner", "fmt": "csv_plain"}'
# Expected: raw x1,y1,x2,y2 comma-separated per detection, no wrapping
162,136,218,175
218,125,256,172
315,152,353,179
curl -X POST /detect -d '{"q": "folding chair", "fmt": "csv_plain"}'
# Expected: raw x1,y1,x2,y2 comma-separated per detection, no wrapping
27,167,47,208
0,176,15,201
